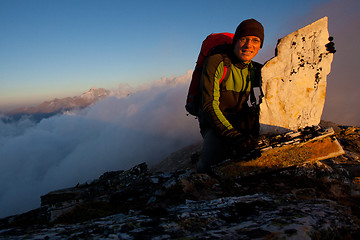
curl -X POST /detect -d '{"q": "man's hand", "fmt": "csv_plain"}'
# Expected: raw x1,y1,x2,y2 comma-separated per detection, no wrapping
232,135,259,157
326,36,336,53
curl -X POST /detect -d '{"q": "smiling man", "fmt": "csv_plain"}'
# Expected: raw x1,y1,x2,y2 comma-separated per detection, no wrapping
197,19,264,173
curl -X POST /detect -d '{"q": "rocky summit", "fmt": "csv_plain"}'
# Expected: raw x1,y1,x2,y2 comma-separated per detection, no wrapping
0,122,359,239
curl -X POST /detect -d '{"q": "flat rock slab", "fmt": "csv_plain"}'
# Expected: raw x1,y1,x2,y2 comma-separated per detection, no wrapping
215,128,344,178
260,17,334,134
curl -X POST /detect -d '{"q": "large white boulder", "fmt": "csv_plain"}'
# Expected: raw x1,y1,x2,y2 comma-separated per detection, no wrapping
259,17,334,134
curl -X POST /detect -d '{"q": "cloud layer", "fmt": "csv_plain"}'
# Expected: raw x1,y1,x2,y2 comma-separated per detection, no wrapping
0,71,201,217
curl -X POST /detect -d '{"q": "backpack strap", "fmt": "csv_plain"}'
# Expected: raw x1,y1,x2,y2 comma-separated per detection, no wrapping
219,66,228,84
219,53,232,86
248,61,264,107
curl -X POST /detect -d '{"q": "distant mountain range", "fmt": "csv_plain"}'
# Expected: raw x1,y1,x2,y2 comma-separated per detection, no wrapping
4,87,111,122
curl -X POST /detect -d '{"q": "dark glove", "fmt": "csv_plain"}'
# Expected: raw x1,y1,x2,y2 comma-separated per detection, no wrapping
232,135,259,157
326,36,336,53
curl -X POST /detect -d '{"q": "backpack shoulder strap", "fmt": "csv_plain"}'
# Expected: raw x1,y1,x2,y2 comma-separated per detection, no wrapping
219,66,228,85
251,61,263,87
219,53,232,85
249,61,264,106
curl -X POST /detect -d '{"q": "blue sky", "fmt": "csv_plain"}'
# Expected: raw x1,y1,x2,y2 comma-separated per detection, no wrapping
0,0,359,121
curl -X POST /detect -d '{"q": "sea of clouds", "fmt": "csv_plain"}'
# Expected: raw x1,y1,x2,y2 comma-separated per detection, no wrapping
0,71,202,218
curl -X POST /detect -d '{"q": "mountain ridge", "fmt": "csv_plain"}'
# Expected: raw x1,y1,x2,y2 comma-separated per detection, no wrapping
4,87,111,122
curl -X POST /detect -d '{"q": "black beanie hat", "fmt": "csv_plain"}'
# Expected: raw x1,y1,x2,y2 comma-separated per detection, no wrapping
233,19,264,48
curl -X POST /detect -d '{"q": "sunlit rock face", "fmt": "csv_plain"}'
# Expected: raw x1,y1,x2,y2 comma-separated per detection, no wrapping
260,17,334,134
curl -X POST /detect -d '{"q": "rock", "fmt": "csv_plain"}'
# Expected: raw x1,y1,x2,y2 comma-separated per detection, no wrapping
152,126,346,175
260,17,334,134
150,141,202,173
215,127,345,179
39,163,153,223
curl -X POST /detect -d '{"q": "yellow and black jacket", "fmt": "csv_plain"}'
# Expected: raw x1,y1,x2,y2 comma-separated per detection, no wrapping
199,47,262,142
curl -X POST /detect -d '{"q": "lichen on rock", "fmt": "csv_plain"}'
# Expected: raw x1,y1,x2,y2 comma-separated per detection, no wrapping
260,17,334,134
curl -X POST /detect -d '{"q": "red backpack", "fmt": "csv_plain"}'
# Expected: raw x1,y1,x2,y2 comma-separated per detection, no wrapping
185,32,234,116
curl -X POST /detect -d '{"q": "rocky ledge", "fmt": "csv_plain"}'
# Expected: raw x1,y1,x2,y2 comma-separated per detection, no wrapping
0,123,359,239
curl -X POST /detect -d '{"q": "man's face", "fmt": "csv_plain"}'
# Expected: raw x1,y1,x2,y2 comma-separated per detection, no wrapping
233,36,261,62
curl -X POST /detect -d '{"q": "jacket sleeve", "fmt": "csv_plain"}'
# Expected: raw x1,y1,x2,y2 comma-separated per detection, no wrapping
201,54,243,141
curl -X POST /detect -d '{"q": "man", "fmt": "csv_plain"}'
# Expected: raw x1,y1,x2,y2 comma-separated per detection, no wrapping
197,19,264,173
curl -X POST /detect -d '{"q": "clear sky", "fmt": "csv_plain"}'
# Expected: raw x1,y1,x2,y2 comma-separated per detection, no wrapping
0,0,359,120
